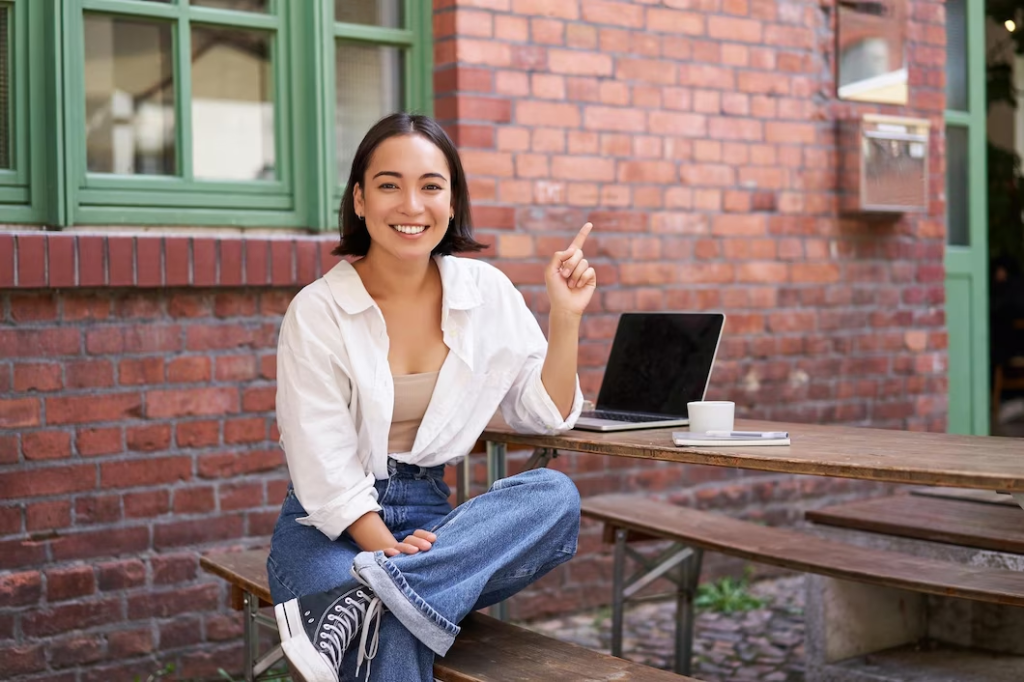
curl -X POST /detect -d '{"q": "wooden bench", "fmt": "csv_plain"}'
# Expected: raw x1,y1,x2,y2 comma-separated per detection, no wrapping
806,492,1024,555
802,491,1024,678
581,493,1024,677
908,485,1020,507
200,548,697,681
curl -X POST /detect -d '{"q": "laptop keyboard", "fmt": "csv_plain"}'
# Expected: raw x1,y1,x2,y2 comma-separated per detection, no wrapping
583,410,667,423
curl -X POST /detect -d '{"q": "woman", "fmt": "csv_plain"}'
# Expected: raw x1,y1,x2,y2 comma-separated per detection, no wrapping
268,112,597,682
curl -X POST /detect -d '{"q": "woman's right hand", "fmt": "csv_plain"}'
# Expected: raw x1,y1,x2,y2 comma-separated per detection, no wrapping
383,529,436,557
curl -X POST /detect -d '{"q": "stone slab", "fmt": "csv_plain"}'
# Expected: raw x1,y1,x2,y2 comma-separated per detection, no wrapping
809,643,1024,682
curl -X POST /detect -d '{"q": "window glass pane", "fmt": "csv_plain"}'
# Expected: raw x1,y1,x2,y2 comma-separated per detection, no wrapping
335,0,403,28
335,42,402,183
192,27,274,181
0,5,10,169
191,0,268,12
945,0,968,111
946,125,969,246
84,15,175,175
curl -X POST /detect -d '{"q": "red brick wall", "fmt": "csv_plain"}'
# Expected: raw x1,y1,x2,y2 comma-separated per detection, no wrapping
434,0,949,430
0,283,297,680
434,0,948,625
1,0,947,678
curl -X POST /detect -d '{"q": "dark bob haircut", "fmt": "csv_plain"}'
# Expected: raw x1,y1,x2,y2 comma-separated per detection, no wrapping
334,112,487,257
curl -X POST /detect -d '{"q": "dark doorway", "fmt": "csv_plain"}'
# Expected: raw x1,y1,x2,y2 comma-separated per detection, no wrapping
987,4,1024,436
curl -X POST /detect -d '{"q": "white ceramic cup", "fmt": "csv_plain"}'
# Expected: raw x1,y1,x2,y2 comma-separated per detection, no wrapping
687,401,735,434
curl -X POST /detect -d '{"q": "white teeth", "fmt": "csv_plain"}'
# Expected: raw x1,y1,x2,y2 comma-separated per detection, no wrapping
392,225,427,234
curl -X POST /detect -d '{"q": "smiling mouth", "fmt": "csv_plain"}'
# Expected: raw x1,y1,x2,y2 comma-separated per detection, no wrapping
391,224,428,235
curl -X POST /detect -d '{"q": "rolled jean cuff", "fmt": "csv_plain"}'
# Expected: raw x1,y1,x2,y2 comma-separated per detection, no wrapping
351,551,461,656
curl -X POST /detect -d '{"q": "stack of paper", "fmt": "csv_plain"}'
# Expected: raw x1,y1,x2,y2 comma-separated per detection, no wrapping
672,430,791,447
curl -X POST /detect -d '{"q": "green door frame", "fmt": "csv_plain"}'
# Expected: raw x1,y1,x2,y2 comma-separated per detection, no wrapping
944,0,989,435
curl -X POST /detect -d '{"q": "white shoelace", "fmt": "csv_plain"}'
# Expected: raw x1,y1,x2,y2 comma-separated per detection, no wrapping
355,595,384,679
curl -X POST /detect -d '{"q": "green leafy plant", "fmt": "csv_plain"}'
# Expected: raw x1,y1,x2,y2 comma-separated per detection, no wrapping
695,575,765,614
132,663,293,682
134,662,176,682
217,667,291,682
590,604,613,629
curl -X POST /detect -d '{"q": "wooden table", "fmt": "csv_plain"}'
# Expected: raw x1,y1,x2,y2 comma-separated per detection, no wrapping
473,419,1024,659
479,419,1024,494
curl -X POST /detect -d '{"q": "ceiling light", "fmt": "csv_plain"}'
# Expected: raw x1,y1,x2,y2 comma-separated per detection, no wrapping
1006,19,1017,32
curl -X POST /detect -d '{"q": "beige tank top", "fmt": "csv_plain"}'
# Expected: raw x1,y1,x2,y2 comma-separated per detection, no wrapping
388,371,440,454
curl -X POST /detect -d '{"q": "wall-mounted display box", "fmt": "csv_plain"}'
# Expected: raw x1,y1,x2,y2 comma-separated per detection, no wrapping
837,0,909,105
839,114,930,214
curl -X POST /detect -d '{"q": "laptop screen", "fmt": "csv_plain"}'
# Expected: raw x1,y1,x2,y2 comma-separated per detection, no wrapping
595,313,725,417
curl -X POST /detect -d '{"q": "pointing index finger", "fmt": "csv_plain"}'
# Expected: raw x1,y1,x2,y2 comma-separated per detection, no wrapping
569,222,593,251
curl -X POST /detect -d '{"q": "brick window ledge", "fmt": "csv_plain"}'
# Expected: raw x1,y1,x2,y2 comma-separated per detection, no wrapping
0,232,342,289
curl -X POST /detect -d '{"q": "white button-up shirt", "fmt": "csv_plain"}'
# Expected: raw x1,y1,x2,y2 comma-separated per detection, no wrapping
275,256,584,540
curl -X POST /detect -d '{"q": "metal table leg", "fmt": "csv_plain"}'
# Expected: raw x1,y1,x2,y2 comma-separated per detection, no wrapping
486,440,507,487
485,440,508,621
525,447,558,470
457,453,472,506
472,442,557,623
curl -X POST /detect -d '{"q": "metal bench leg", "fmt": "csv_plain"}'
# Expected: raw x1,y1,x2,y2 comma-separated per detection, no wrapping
674,548,703,677
244,592,258,682
611,528,628,659
607,529,701,673
243,591,284,681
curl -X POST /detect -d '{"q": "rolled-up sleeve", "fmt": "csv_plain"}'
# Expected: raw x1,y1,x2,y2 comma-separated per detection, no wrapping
276,292,380,541
497,285,584,434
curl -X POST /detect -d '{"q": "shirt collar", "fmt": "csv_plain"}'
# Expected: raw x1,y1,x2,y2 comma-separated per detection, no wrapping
324,260,375,314
436,255,484,311
324,255,483,315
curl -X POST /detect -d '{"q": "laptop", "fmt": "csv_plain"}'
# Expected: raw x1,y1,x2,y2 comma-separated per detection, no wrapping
573,312,726,432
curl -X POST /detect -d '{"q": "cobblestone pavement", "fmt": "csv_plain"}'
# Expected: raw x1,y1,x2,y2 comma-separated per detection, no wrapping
523,575,807,681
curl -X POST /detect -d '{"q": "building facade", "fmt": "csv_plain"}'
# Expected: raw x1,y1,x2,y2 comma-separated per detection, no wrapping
0,0,952,679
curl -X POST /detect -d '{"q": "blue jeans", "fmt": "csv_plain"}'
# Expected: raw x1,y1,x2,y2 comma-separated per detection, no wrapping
267,461,580,681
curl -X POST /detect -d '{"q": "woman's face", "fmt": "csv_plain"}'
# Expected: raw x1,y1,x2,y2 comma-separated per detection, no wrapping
353,134,453,263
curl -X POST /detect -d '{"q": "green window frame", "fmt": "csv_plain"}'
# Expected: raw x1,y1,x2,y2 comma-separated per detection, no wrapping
319,0,433,229
4,0,432,230
0,0,50,223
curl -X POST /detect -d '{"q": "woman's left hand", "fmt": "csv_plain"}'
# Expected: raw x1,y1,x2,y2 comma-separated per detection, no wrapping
545,222,597,317
382,529,436,557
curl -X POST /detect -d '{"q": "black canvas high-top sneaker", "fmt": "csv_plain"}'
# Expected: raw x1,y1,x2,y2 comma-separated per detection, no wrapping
276,585,383,682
